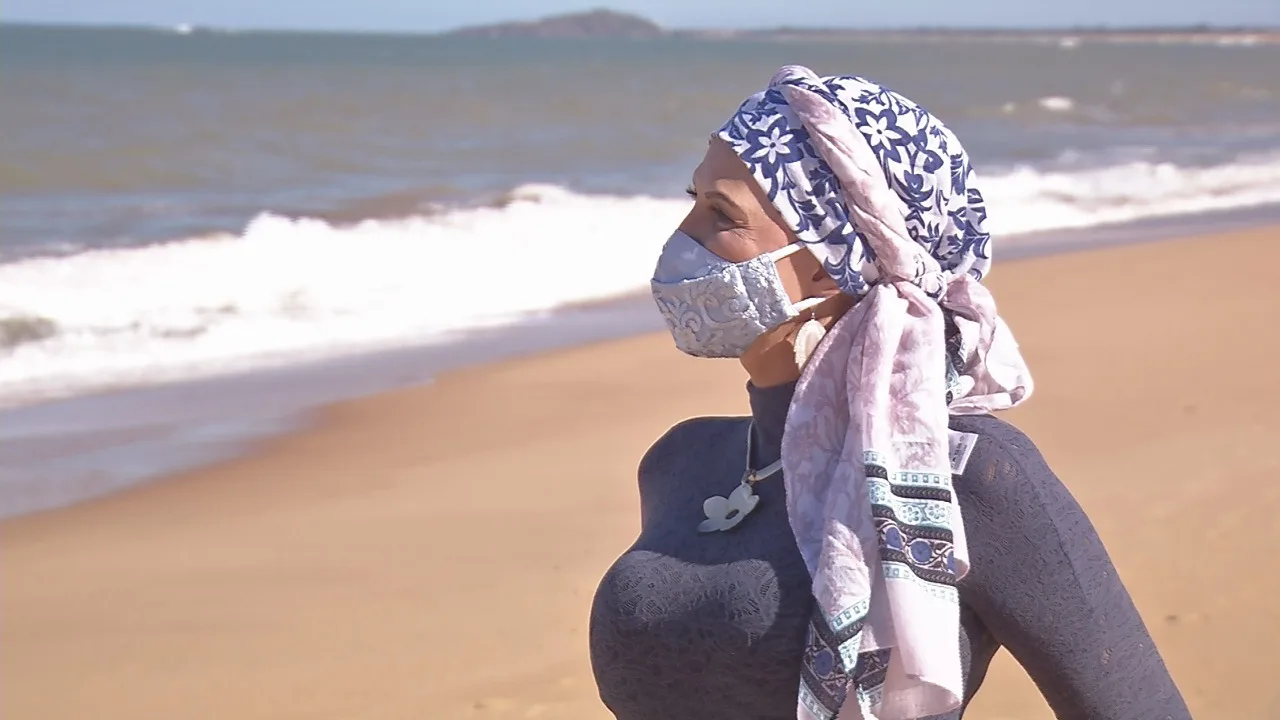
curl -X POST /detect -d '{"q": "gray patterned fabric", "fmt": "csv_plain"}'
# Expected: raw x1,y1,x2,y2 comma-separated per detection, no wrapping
589,381,1191,720
650,230,810,358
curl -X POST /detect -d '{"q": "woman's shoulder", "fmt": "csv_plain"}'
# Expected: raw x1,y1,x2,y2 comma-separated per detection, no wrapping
638,415,749,477
637,413,1052,479
632,416,752,525
949,413,1054,478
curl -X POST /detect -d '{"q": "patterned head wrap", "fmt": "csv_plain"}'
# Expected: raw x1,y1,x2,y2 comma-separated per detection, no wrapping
716,67,993,297
717,66,1034,720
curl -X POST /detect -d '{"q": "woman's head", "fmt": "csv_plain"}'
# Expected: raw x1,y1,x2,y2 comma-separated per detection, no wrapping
651,66,996,382
712,67,992,293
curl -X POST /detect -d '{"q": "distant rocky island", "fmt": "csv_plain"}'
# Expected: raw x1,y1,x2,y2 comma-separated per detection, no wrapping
445,9,665,39
443,9,1279,45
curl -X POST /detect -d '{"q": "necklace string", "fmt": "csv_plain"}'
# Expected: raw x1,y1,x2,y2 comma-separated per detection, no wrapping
744,421,784,486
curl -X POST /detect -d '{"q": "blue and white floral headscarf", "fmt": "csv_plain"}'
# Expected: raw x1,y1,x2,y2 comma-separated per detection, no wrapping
718,66,1033,720
716,68,992,297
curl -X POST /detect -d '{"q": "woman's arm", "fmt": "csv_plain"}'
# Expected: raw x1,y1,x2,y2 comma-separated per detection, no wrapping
948,415,1191,720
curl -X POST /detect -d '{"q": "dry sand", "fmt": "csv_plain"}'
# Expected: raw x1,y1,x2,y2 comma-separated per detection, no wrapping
4,227,1280,720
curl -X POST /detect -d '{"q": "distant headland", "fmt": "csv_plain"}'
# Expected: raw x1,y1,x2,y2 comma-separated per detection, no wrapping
443,9,663,39
442,8,1279,45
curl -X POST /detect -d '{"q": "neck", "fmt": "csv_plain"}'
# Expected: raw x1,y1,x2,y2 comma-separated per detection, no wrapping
740,293,854,387
741,340,806,387
747,379,797,468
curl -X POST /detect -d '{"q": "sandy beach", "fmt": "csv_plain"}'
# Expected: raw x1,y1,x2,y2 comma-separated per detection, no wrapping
4,226,1279,720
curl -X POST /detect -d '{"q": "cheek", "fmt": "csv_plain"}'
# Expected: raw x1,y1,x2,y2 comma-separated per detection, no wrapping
776,270,807,305
778,251,837,301
718,215,793,263
678,212,756,263
702,228,764,264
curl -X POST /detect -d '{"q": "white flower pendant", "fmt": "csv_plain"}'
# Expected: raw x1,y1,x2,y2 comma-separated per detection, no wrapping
698,482,760,533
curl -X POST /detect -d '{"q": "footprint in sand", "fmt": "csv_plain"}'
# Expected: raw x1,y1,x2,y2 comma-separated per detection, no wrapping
471,697,562,718
472,697,516,713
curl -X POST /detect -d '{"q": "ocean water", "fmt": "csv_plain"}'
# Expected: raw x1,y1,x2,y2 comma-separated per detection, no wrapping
4,24,1280,407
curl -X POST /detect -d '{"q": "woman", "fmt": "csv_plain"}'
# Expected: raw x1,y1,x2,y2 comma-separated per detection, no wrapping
588,66,1191,720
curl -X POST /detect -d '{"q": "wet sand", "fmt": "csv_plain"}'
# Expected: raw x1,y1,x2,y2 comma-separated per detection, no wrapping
4,226,1279,719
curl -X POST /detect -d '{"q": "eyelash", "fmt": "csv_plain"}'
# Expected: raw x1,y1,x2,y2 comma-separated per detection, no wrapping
685,186,697,198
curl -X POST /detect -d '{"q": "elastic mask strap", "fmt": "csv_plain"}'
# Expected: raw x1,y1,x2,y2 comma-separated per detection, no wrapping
792,296,826,314
766,242,806,262
766,243,825,315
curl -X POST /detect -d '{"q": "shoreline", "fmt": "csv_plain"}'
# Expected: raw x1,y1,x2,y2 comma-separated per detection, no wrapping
4,224,1278,719
3,204,1280,519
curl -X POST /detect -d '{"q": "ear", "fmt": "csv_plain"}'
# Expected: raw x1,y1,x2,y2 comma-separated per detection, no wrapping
791,249,837,296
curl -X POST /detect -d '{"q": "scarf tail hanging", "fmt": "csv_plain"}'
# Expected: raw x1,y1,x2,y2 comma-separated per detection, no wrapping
785,282,966,720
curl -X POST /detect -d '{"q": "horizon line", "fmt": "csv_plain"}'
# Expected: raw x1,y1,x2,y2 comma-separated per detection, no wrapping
3,19,1279,37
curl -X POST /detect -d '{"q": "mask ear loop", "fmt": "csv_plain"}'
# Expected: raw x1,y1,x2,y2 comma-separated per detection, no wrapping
771,242,828,367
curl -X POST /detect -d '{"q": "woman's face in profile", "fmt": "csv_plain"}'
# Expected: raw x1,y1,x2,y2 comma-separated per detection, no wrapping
679,139,837,302
678,138,792,263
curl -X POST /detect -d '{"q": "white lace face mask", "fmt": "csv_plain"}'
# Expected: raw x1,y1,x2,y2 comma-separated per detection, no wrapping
649,230,823,358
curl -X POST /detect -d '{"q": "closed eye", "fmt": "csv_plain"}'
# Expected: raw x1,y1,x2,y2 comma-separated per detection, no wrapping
687,184,738,226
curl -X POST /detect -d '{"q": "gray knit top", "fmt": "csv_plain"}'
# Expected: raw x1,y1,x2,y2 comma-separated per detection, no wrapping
588,381,1190,720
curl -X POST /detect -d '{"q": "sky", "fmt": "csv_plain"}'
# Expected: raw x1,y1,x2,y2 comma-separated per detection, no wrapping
4,0,1279,34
